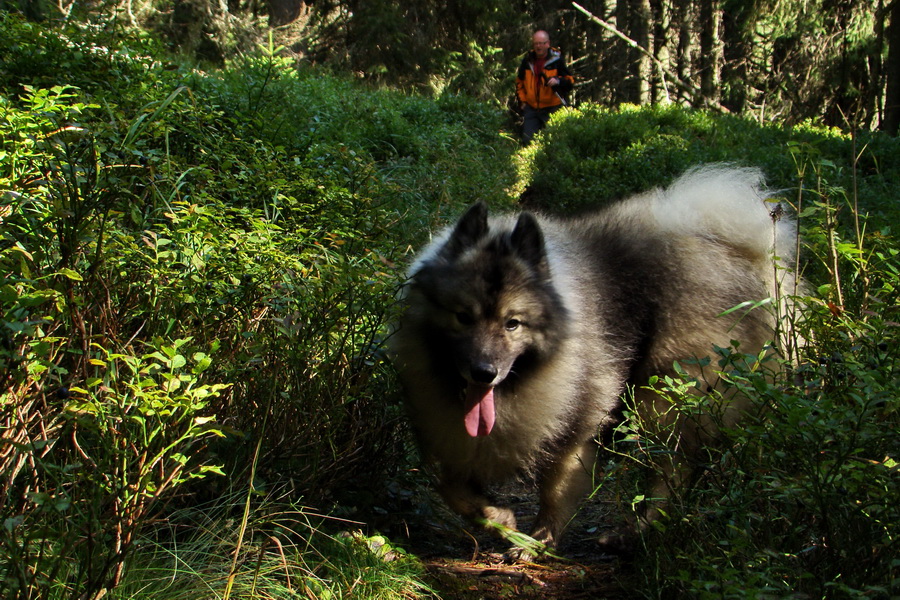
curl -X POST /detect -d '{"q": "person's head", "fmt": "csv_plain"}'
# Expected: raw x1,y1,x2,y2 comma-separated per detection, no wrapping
532,30,550,59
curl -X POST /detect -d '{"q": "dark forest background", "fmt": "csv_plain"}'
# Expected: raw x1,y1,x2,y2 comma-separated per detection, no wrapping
4,0,900,131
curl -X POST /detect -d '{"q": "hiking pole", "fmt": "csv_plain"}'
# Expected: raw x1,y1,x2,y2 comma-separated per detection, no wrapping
554,90,568,107
542,73,568,107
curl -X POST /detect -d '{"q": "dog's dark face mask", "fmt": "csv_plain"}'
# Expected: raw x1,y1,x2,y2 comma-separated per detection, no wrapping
408,203,568,436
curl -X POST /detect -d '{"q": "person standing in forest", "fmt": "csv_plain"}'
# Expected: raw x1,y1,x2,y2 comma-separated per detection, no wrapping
516,30,574,145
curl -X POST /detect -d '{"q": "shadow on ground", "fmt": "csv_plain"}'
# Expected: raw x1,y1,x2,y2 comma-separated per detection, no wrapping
376,476,643,600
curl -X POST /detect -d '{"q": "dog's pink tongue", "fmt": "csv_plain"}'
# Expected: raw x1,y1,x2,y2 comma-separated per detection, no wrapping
464,385,495,437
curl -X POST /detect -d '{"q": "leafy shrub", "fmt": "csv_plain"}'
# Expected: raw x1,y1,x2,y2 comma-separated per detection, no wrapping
517,103,900,225
190,46,519,230
0,16,415,600
623,306,899,598
0,17,519,599
0,83,233,599
0,13,163,101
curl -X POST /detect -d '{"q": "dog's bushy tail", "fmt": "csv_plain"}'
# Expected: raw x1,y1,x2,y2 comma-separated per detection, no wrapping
611,162,800,306
653,164,802,351
654,164,795,266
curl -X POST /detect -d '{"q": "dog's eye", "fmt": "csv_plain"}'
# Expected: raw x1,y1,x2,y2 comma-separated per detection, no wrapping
505,318,521,331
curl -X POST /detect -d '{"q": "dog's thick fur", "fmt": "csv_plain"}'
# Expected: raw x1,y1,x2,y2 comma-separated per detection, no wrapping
392,165,797,555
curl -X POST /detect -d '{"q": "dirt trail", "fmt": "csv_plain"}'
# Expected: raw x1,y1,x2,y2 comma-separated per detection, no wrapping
381,479,640,600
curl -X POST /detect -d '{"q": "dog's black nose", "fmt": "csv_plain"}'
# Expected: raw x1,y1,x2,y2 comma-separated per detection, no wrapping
471,364,498,384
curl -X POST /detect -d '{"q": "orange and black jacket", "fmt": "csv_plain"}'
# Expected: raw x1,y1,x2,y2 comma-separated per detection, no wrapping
516,48,574,110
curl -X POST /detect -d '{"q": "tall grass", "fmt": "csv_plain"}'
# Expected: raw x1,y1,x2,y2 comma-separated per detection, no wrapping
110,494,433,600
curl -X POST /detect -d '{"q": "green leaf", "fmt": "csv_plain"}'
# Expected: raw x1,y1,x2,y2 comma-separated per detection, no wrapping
122,86,188,147
199,465,226,476
192,352,212,373
26,362,48,375
18,289,60,307
0,284,18,303
58,268,83,281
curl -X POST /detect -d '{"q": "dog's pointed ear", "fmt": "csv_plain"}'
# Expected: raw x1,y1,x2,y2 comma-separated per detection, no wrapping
511,212,547,270
442,202,489,259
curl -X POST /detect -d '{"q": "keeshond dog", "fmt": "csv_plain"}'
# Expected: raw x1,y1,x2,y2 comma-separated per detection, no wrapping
391,165,797,557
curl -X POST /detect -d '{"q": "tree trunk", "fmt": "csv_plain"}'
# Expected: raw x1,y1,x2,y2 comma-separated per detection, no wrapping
615,0,635,102
630,0,653,103
865,0,886,130
699,0,722,108
823,0,858,126
673,0,694,105
882,0,900,134
651,0,672,103
720,0,757,112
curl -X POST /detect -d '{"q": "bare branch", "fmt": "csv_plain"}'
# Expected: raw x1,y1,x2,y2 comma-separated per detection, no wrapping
571,1,729,112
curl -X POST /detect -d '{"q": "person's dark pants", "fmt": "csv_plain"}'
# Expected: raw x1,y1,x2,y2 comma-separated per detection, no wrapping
522,104,561,145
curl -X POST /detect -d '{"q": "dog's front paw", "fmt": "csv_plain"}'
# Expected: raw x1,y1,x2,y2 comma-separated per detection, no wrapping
527,524,557,549
501,528,554,563
482,506,517,531
502,544,540,563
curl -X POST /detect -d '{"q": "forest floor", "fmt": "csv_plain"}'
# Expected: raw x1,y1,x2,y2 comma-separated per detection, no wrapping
379,477,643,600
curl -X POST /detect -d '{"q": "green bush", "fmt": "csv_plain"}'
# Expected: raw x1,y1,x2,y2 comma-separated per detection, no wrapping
0,27,366,600
0,16,521,598
517,103,900,227
0,14,165,101
190,47,519,230
0,83,233,598
622,304,899,597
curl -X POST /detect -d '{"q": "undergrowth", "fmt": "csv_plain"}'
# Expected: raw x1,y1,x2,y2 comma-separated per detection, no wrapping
0,14,499,600
517,103,900,225
108,494,433,600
